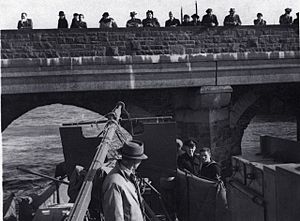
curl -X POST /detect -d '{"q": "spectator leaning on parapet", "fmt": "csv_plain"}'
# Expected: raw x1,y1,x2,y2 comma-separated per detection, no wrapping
223,8,242,26
17,12,33,29
99,12,118,28
293,12,299,26
254,13,266,26
58,11,68,28
191,14,201,26
165,11,180,27
126,11,142,27
70,13,80,28
142,10,160,27
79,14,87,28
201,8,218,27
279,8,293,25
181,14,191,26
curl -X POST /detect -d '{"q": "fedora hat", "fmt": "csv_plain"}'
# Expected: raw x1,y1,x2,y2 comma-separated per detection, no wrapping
285,8,292,13
59,11,65,16
191,14,199,19
130,11,137,16
206,8,212,13
120,140,148,160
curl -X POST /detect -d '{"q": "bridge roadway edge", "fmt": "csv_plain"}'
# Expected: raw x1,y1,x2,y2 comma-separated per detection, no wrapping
1,51,300,94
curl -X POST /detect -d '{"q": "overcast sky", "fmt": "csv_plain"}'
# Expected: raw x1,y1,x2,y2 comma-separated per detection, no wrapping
0,0,299,29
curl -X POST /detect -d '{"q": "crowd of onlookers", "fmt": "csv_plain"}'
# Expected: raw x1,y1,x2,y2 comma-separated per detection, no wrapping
17,8,299,29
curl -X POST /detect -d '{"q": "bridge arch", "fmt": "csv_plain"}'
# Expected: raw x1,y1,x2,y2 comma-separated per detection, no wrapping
1,89,172,131
230,84,300,155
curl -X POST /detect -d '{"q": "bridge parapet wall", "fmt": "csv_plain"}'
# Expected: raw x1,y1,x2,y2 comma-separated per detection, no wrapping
1,25,299,59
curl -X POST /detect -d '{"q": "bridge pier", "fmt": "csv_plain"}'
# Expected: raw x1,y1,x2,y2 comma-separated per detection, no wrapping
174,86,233,174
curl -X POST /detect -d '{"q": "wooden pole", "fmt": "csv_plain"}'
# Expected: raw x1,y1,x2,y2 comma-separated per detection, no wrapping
181,6,183,23
68,102,125,221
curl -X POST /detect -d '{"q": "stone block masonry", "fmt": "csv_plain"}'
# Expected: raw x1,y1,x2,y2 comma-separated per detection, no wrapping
1,25,299,59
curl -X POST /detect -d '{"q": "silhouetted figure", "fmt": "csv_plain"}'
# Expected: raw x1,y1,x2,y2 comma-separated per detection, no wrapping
165,11,180,27
201,8,218,27
191,14,201,26
17,12,33,29
293,12,299,26
254,13,266,26
126,11,142,27
99,12,118,28
279,8,293,25
57,11,68,28
70,13,80,28
79,14,87,28
181,14,191,26
142,10,160,27
224,8,242,26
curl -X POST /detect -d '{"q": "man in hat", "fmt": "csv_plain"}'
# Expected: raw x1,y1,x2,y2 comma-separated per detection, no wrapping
99,12,118,28
177,139,201,176
142,10,160,27
254,13,266,26
102,140,147,221
70,13,80,28
165,11,180,27
201,8,219,27
191,14,201,26
280,8,293,25
126,11,142,27
17,12,33,29
181,14,192,26
223,8,242,26
198,148,221,181
58,11,68,28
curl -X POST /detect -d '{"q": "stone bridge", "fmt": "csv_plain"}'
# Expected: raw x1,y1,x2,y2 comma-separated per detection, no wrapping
1,25,300,174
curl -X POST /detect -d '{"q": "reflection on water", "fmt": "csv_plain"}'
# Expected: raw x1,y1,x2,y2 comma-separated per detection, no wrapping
2,104,102,196
2,104,297,198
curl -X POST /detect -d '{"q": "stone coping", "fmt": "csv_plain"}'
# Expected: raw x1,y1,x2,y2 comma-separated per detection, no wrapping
2,51,299,68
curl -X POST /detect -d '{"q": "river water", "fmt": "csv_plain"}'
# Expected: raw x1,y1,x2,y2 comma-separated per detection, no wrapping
2,104,297,198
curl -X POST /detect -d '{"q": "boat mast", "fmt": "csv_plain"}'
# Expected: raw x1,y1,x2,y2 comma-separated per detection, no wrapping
68,101,125,221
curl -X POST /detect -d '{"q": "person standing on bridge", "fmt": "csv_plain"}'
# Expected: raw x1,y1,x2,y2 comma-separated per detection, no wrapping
70,13,80,28
279,8,293,25
126,11,142,27
191,14,201,26
102,140,147,221
223,8,242,26
254,13,266,26
181,14,192,26
79,14,87,28
99,12,118,28
57,11,68,28
201,8,218,27
17,12,33,29
142,10,160,27
165,11,180,27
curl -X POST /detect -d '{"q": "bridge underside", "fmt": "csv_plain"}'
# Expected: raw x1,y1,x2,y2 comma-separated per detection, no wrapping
1,52,300,94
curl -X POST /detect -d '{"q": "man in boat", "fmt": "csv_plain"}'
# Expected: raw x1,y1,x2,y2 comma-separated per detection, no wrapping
198,147,221,181
177,139,201,176
102,140,148,221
